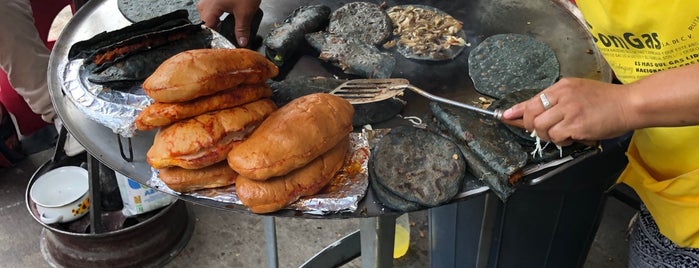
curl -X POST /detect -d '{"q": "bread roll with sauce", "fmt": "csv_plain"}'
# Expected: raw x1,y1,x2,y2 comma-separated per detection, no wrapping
158,161,237,192
143,48,278,103
236,137,349,213
135,84,272,130
227,93,354,180
147,99,277,169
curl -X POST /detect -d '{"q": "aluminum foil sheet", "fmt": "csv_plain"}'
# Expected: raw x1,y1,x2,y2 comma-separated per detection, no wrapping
60,29,233,137
147,132,370,215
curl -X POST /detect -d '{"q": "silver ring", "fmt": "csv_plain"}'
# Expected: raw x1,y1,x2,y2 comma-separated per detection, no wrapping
539,93,551,110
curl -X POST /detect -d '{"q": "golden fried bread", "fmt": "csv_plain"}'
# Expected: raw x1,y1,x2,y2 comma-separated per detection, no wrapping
236,137,349,213
158,161,238,192
147,99,277,169
227,93,354,180
135,84,272,130
143,48,279,103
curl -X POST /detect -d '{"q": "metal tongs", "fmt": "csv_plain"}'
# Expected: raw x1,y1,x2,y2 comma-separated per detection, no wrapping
330,78,525,128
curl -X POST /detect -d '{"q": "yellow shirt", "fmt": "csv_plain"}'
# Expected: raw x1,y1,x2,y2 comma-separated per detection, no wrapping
578,0,699,248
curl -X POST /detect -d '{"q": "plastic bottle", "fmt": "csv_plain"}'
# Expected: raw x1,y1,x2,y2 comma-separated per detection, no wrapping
393,213,410,259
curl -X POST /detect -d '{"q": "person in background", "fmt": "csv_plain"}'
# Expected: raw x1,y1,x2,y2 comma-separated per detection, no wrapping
503,1,699,266
0,0,83,157
0,0,56,124
197,0,261,48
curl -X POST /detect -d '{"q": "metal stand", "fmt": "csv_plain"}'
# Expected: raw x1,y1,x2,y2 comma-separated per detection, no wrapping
428,137,629,268
360,215,396,268
39,200,194,267
27,127,195,267
301,230,361,268
264,216,279,268
476,193,499,268
297,215,396,268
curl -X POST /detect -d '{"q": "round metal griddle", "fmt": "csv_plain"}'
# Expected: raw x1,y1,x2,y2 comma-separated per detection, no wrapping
48,0,611,218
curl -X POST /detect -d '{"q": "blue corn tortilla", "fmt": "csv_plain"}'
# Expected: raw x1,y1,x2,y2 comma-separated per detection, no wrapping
468,33,559,99
430,102,528,201
327,2,392,46
68,10,192,60
85,25,212,89
369,162,424,212
430,102,527,177
487,88,543,143
305,2,395,78
269,76,342,107
305,31,396,78
371,125,465,207
264,5,331,66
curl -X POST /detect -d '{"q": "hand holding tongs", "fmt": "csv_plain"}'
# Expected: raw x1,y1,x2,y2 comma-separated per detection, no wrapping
330,78,525,129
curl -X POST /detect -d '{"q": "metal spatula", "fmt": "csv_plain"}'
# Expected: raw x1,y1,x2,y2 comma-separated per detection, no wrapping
330,78,525,128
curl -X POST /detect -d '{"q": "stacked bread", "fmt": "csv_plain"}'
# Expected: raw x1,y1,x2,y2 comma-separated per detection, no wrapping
228,93,354,213
136,48,355,214
137,48,279,193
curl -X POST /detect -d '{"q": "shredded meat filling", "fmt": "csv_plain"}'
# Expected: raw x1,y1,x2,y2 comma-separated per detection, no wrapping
386,5,468,57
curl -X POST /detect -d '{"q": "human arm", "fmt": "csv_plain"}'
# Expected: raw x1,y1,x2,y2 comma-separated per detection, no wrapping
0,0,56,123
502,63,699,145
197,0,261,47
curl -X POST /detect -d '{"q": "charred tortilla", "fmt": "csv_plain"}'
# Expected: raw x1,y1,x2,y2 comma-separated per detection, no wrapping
468,33,559,99
264,5,331,66
430,102,527,177
86,26,212,89
68,10,192,60
369,163,424,212
269,76,342,107
305,2,394,78
430,102,528,201
328,2,392,46
74,11,213,90
372,125,464,207
352,98,405,127
454,141,516,201
305,32,395,78
487,88,542,143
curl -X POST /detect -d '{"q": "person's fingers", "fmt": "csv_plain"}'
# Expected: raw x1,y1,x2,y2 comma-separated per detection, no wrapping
553,138,574,147
197,1,223,28
531,106,564,142
519,95,546,131
232,10,255,47
502,103,525,120
547,122,575,146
